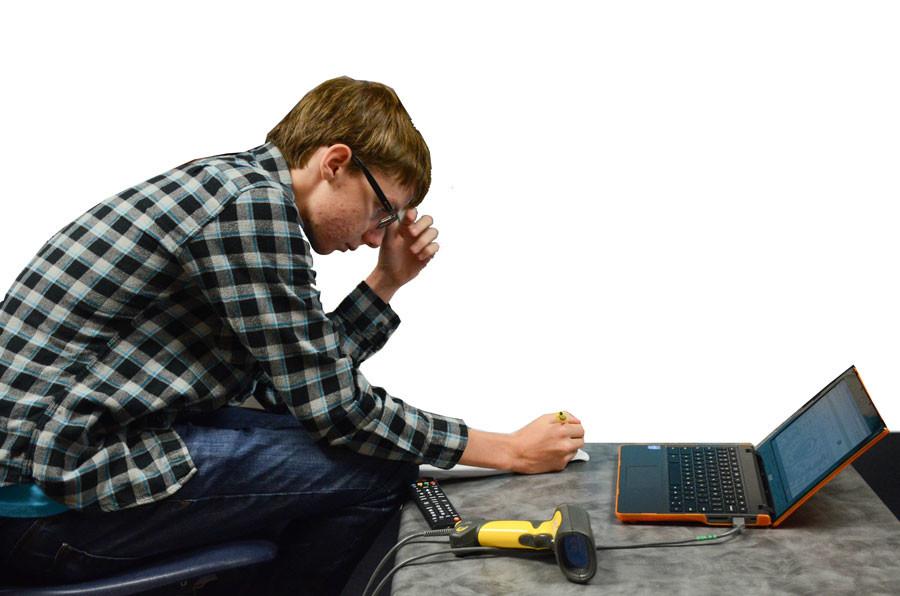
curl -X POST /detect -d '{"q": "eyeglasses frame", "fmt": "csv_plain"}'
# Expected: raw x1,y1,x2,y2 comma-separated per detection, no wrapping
351,154,400,229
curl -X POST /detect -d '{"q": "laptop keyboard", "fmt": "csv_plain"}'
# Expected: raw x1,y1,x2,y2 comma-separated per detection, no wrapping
667,446,749,514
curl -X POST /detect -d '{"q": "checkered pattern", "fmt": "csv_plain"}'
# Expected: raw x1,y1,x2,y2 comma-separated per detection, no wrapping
0,143,468,512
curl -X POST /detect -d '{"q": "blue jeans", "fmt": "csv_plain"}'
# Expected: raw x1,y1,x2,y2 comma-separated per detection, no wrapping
0,407,417,595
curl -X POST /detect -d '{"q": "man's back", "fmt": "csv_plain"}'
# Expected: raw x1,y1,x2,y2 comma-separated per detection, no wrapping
0,144,299,510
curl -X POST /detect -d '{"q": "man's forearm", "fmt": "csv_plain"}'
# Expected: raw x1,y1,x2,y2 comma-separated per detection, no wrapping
457,414,586,474
458,428,515,470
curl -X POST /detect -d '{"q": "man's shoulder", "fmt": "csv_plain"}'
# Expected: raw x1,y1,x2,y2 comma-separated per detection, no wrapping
95,143,295,251
172,143,291,197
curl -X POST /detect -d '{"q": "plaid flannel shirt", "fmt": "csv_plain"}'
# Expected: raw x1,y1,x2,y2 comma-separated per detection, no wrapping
0,143,468,512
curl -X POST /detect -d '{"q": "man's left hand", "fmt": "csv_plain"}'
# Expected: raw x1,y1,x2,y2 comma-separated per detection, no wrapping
366,208,439,302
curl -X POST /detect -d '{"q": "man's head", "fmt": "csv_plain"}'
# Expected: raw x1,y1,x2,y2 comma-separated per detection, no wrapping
267,77,432,254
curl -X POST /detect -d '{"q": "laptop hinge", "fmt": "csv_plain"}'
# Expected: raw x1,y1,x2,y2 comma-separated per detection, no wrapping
754,450,776,515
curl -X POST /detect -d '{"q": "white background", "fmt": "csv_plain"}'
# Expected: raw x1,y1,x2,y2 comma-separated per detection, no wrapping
1,1,897,443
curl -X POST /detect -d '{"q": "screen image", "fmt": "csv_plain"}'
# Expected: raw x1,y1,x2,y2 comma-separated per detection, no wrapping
756,370,884,518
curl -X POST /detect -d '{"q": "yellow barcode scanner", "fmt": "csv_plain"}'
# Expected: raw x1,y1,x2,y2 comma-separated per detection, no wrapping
449,504,597,583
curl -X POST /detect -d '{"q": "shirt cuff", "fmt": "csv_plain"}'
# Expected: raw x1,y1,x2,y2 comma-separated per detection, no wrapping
334,281,402,356
421,413,469,469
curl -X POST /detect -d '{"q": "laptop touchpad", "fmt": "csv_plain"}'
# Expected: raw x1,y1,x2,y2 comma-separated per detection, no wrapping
619,459,667,513
625,465,661,488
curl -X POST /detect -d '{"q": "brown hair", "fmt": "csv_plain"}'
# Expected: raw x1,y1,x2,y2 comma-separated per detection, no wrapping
266,76,432,207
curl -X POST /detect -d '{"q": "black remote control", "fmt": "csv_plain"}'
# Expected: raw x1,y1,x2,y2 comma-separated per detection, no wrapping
410,478,462,529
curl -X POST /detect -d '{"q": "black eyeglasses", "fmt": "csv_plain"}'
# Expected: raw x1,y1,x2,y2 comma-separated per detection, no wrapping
351,154,400,229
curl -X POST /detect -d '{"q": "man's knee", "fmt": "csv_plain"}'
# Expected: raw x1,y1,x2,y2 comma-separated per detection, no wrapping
362,458,418,507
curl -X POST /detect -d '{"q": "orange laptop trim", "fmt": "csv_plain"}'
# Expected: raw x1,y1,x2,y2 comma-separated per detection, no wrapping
614,430,889,528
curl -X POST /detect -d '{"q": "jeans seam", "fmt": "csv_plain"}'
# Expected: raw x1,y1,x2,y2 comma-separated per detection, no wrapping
2,518,46,569
53,541,142,564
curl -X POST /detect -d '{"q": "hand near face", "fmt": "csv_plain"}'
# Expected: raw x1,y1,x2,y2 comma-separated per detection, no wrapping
373,208,439,292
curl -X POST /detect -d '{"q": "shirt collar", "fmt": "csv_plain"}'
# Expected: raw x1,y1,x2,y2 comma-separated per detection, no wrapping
249,142,294,193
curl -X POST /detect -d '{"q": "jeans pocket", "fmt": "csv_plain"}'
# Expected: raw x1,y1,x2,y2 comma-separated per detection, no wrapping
51,541,143,582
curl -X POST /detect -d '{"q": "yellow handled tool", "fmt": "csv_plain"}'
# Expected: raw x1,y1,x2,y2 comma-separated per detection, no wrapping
449,504,597,583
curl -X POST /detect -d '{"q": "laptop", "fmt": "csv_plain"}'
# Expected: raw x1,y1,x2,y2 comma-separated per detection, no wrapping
615,366,889,527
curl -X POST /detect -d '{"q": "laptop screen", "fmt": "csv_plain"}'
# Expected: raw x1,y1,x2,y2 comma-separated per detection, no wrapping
755,367,886,519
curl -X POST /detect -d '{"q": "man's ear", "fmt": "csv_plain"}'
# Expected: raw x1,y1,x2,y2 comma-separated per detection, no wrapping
319,144,353,182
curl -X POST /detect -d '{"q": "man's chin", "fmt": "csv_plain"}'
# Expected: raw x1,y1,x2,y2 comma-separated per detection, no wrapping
307,236,348,255
318,243,350,255
305,235,332,255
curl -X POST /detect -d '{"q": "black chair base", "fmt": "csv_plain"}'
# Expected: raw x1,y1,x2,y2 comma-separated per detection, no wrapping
0,540,278,596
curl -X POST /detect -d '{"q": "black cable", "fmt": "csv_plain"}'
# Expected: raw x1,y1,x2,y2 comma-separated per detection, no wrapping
595,517,746,550
369,518,747,595
362,529,452,596
369,546,552,596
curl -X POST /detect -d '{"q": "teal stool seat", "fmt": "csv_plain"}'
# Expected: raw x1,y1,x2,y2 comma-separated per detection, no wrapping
0,484,68,517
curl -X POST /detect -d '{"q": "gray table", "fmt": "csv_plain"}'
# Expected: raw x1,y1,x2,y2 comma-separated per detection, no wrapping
392,444,899,595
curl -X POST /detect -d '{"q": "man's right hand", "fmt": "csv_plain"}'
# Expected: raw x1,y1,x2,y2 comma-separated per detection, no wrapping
458,412,585,474
508,412,585,474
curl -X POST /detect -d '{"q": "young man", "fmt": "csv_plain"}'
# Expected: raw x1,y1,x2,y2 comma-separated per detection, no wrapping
0,77,585,594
